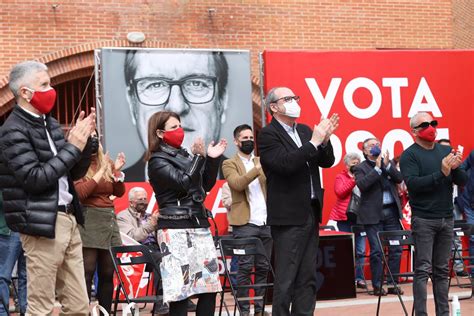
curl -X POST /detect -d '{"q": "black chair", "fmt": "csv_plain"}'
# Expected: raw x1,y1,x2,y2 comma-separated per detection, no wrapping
218,237,274,316
216,235,235,316
351,225,370,294
109,245,163,316
448,222,474,300
377,230,415,316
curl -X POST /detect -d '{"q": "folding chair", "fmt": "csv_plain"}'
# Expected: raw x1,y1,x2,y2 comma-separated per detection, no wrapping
109,245,163,316
319,225,336,231
216,235,235,316
219,237,274,316
448,222,474,300
377,230,415,316
351,225,370,294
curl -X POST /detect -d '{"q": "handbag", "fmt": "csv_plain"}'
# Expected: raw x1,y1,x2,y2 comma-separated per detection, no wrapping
346,186,361,222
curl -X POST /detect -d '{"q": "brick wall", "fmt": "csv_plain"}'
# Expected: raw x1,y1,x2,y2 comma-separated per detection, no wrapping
0,0,460,77
453,0,474,48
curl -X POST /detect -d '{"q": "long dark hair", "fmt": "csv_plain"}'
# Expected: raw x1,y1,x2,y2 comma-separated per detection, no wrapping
145,111,181,161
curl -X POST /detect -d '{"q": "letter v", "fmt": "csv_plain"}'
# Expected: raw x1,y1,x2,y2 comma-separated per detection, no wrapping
305,78,342,118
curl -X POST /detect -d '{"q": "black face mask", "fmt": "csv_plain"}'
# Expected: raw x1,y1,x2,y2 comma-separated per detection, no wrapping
90,136,99,155
349,165,357,174
239,140,254,155
134,202,148,214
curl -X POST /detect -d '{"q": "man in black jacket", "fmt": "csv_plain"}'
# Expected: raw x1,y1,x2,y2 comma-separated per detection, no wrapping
258,86,338,315
353,138,404,296
0,61,95,315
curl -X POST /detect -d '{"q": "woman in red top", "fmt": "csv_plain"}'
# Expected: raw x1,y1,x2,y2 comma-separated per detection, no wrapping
328,152,367,288
74,133,126,314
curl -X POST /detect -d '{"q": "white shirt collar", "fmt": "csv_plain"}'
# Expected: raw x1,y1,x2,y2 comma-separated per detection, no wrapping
238,152,255,163
20,106,44,119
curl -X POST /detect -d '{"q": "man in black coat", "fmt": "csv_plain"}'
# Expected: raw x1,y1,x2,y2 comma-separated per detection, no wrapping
0,61,95,315
353,137,403,296
257,86,338,315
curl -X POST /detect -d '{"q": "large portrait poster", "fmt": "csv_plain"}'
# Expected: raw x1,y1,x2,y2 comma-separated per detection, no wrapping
97,48,253,182
263,50,474,224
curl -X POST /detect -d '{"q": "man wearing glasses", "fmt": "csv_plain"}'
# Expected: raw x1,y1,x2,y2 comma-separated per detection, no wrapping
123,50,228,179
258,87,338,315
400,112,467,316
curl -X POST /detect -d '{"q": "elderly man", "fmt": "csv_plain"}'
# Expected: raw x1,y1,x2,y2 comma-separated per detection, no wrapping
257,86,338,315
117,187,158,247
0,61,95,315
123,50,229,180
400,111,467,316
353,138,404,296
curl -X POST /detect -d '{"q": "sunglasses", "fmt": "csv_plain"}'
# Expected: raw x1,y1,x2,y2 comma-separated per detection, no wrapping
414,120,438,129
273,95,300,103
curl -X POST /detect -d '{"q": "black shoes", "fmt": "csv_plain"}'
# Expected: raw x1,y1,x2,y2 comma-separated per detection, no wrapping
356,280,368,289
387,285,404,295
373,287,387,296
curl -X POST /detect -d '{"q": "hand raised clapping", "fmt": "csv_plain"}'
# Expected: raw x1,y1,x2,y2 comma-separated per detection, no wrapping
207,139,228,158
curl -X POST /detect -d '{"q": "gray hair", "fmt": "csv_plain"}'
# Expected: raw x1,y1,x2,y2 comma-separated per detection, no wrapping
343,152,361,165
409,111,431,128
128,186,147,201
362,137,380,150
9,61,48,99
265,87,285,115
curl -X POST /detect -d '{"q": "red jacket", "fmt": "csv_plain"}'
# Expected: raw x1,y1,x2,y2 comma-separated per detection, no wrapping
329,170,356,221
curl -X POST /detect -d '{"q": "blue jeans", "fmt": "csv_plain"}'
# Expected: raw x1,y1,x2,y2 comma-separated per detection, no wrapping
412,216,453,316
364,205,402,289
0,232,27,315
337,220,366,281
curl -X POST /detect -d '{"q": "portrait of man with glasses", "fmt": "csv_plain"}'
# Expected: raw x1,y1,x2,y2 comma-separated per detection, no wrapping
124,49,229,154
96,48,252,181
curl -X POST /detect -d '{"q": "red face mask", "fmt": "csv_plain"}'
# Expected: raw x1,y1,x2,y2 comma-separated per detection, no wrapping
26,87,57,114
417,125,437,143
163,127,184,148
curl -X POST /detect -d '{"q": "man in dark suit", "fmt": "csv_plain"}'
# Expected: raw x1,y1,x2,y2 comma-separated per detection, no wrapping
257,86,338,315
353,138,404,296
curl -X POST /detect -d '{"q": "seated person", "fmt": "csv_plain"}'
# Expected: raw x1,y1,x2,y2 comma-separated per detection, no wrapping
117,186,158,250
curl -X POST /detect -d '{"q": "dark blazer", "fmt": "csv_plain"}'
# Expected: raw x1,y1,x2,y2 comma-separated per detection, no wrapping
353,159,403,225
257,118,335,226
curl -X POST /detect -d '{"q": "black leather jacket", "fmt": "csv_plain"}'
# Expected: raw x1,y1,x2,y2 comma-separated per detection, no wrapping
148,143,220,228
0,105,92,238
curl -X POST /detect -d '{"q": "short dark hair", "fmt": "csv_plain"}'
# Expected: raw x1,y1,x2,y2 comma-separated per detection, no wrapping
437,139,451,145
233,124,252,139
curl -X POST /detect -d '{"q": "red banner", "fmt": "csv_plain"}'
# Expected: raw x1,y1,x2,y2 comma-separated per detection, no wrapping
262,50,474,224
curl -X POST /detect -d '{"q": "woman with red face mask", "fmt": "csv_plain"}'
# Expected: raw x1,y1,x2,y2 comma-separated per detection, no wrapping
74,133,126,314
146,111,227,316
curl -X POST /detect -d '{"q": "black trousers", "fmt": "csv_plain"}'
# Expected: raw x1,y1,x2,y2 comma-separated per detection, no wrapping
232,224,273,313
271,207,320,316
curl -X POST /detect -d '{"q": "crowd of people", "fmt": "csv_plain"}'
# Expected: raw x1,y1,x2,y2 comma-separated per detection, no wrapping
0,60,472,316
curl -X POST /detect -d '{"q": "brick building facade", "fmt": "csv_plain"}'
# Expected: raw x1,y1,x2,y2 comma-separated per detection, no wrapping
1,0,473,120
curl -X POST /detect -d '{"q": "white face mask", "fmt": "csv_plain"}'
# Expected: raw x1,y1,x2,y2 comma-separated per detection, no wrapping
283,99,301,118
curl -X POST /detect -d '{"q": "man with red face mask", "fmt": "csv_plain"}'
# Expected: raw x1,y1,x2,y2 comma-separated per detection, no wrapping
400,111,467,316
0,61,96,315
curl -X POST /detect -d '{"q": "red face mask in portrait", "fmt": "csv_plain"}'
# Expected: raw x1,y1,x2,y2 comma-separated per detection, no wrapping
163,127,185,148
26,87,57,114
417,125,437,143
